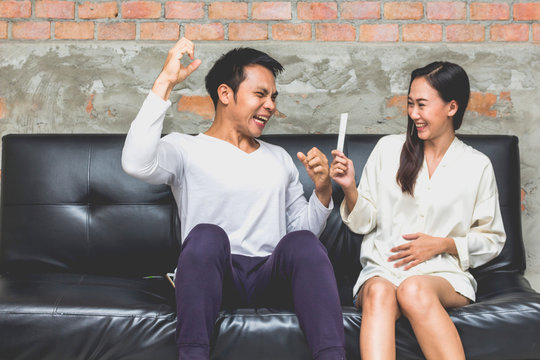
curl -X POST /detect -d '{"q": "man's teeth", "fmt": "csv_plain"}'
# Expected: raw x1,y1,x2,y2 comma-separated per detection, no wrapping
254,115,268,123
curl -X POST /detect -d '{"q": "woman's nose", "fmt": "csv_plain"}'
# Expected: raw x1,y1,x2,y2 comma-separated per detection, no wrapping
409,105,420,120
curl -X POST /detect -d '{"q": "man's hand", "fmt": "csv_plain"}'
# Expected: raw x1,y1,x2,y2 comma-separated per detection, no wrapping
152,37,202,101
297,147,332,207
388,233,456,270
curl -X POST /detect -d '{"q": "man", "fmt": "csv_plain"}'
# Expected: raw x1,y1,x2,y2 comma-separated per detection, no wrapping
122,38,345,360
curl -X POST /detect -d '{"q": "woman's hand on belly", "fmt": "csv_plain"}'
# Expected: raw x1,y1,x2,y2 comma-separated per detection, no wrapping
388,233,456,271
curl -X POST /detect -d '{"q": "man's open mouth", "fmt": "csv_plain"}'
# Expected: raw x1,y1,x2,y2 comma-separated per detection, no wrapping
254,115,269,125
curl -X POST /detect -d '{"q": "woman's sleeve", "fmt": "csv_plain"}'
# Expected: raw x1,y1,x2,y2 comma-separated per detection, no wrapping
340,142,380,235
121,91,183,186
452,162,506,271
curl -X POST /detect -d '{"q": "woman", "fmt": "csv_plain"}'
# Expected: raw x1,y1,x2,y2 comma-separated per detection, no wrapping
330,62,506,359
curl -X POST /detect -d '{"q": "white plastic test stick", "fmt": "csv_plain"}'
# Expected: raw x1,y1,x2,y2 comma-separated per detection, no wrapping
337,113,348,152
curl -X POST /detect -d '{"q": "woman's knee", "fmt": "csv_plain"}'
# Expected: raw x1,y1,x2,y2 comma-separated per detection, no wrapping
360,279,399,315
397,276,439,316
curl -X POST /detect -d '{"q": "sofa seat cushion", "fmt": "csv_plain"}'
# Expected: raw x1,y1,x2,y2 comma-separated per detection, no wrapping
1,274,540,360
0,273,178,360
212,286,540,360
452,290,540,360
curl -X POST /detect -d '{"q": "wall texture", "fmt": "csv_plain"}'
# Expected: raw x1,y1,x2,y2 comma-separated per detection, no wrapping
0,1,539,290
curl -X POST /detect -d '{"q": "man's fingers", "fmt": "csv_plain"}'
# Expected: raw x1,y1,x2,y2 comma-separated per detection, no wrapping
312,165,325,174
172,37,194,50
171,40,189,57
170,38,196,64
308,157,321,168
299,149,331,182
299,151,325,167
186,58,202,75
307,147,327,161
297,152,307,165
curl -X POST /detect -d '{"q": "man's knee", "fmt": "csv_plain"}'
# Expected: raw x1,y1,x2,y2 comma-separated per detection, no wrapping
180,223,230,263
275,230,329,265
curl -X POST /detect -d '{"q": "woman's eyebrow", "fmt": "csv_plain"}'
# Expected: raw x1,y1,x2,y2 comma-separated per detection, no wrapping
408,96,428,102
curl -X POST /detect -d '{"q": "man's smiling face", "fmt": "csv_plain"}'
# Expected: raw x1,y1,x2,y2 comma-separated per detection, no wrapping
227,64,278,138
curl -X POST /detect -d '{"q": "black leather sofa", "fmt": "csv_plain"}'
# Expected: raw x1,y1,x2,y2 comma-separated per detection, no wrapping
1,133,539,360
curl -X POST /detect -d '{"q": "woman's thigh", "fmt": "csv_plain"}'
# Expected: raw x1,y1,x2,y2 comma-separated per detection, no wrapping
398,275,470,309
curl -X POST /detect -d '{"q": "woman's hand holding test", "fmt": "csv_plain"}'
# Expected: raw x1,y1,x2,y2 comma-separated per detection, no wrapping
330,150,358,213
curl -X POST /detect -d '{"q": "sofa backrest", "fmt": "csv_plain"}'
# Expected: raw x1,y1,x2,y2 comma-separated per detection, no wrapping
0,135,181,276
0,134,524,302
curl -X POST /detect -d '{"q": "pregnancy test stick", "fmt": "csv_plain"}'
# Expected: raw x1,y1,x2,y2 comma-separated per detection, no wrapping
337,113,348,152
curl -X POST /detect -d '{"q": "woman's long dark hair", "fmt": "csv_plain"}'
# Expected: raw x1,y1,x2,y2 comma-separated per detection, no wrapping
396,61,470,196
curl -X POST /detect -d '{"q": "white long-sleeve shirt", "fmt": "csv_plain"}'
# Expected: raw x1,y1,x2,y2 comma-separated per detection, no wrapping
343,134,506,301
122,91,333,257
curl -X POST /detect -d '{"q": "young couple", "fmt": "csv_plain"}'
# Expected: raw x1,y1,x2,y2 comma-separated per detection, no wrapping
122,38,506,360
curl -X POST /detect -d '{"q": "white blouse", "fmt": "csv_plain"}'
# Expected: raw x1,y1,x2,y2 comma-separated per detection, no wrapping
342,134,506,301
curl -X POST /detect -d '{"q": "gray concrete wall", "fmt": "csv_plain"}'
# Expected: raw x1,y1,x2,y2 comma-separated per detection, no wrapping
0,42,539,289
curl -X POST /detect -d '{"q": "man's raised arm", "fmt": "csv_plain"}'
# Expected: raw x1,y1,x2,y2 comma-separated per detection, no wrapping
121,38,201,184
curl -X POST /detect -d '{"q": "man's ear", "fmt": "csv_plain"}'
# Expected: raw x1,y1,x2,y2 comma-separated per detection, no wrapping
217,84,232,106
448,100,458,117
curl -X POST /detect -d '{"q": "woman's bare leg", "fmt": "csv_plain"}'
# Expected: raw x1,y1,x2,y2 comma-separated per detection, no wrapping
396,275,470,360
356,277,401,360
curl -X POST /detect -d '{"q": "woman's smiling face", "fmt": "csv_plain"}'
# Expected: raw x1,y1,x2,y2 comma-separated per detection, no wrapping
408,76,457,143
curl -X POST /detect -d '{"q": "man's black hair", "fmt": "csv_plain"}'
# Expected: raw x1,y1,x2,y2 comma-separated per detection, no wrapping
205,48,284,109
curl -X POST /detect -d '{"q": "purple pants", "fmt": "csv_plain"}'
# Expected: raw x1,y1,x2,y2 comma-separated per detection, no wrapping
175,224,346,360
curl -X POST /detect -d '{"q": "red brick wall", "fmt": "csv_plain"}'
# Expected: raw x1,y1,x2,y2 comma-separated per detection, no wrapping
1,1,538,42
